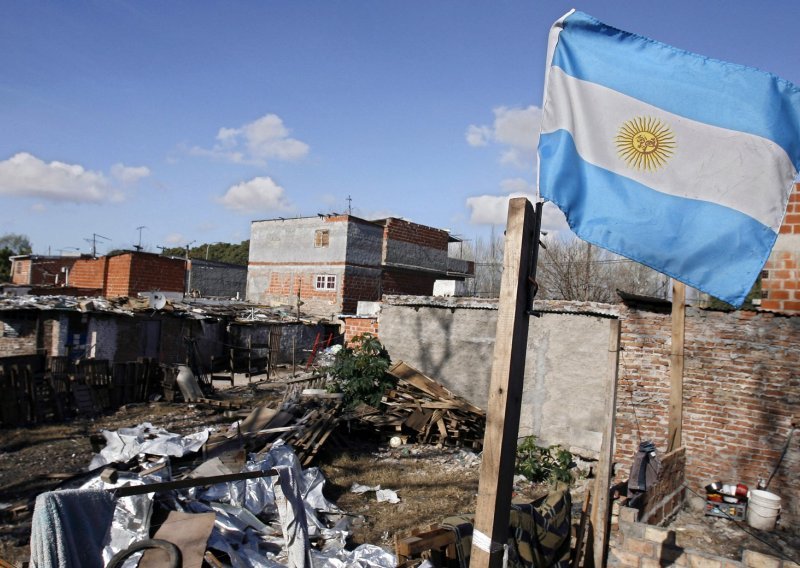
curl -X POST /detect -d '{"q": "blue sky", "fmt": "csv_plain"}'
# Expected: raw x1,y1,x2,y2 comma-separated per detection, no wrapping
1,1,798,255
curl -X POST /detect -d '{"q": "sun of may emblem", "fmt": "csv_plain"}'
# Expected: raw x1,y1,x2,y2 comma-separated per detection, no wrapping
616,116,675,171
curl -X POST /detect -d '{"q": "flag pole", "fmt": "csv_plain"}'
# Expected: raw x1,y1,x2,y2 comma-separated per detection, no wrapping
470,198,542,568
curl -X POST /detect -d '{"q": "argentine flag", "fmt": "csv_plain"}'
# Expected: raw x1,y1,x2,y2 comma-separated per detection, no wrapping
538,11,800,307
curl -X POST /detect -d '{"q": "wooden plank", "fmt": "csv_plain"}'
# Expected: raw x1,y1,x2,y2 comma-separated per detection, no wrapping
668,280,685,452
396,528,457,557
470,198,539,568
570,489,592,568
112,468,278,497
591,319,621,568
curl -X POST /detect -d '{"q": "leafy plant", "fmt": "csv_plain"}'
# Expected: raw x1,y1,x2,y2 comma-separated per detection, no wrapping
329,333,394,408
515,436,575,485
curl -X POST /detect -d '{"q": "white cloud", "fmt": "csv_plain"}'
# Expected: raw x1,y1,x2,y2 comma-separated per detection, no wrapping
466,182,569,233
218,176,293,214
192,113,309,165
466,125,491,147
0,152,122,202
31,203,46,212
466,105,542,168
111,163,151,184
164,233,185,245
466,192,534,225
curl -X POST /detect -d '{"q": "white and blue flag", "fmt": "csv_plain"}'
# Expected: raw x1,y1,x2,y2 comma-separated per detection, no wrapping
538,10,800,307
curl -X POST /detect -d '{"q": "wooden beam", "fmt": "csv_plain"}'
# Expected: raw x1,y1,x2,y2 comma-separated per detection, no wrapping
470,198,539,568
112,468,278,497
668,280,686,452
591,318,621,568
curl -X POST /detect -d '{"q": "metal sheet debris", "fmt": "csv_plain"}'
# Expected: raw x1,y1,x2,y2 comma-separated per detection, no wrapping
40,424,396,568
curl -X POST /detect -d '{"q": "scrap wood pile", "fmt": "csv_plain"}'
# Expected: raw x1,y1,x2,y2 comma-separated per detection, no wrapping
350,361,486,450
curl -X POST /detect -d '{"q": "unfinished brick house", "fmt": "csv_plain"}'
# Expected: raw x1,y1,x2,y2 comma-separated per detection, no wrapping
8,254,81,287
10,251,186,298
246,215,474,315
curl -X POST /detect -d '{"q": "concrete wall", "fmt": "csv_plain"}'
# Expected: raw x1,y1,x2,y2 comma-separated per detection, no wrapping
377,296,613,456
189,260,247,299
87,316,118,360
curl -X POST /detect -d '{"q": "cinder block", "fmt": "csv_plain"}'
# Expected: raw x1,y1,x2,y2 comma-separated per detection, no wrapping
741,550,781,568
625,537,655,557
644,526,671,545
619,520,645,539
686,553,723,568
619,506,639,524
609,548,643,567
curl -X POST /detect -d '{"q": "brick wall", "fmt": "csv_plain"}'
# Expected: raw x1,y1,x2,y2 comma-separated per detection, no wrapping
265,269,343,314
10,258,31,284
761,182,800,313
615,304,800,525
58,253,186,298
611,508,791,567
383,218,449,250
341,266,382,313
381,269,437,297
69,257,107,289
637,448,686,525
126,253,185,296
0,314,38,357
342,315,379,343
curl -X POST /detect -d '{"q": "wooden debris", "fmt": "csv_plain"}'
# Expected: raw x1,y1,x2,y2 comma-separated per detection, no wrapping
376,362,485,450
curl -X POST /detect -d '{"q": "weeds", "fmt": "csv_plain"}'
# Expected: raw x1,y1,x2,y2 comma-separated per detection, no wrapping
515,436,575,485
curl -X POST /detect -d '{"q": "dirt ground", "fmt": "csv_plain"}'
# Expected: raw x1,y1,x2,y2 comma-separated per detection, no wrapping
0,374,798,566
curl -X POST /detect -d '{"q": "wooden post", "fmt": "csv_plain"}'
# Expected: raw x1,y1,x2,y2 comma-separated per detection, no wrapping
591,318,621,568
668,280,685,452
470,198,540,568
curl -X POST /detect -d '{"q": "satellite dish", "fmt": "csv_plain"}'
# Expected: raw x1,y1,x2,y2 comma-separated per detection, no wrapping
151,293,167,310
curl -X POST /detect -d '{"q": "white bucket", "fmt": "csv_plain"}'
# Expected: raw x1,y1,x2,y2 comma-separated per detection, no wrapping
746,489,781,530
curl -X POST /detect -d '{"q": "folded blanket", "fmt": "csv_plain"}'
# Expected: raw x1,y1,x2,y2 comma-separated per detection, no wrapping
30,488,116,568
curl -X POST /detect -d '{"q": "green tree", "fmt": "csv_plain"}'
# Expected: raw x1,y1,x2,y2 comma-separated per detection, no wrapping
0,233,32,283
329,333,394,408
161,240,249,266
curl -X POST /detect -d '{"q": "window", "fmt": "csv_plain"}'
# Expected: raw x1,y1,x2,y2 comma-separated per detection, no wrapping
315,274,337,290
315,229,330,248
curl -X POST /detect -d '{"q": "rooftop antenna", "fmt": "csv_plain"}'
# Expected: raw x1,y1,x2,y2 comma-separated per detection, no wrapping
84,233,111,258
134,226,147,252
184,240,196,259
346,195,353,215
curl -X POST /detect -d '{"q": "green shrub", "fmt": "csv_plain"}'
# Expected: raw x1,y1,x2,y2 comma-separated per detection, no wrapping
330,333,394,408
515,436,575,485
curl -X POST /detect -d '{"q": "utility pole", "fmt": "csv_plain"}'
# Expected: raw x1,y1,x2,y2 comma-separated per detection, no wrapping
84,233,111,258
346,195,353,215
134,226,146,252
